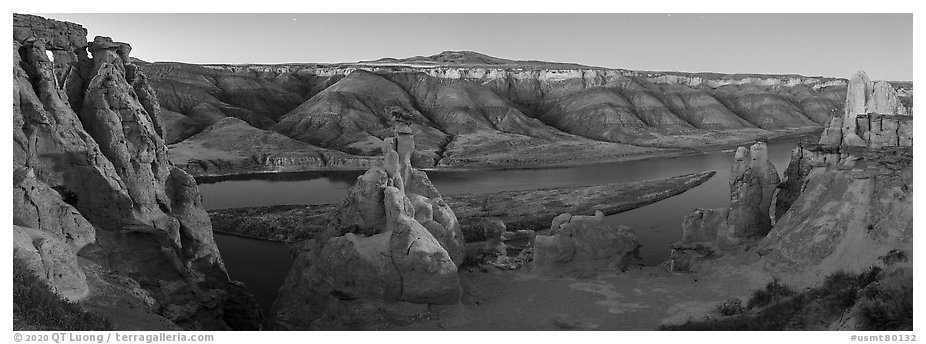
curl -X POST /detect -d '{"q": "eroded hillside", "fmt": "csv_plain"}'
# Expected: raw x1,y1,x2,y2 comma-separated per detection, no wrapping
132,51,915,176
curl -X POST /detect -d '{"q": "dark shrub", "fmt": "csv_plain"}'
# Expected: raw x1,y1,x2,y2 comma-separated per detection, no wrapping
662,267,889,331
878,249,908,266
747,280,795,309
717,298,744,316
855,267,913,331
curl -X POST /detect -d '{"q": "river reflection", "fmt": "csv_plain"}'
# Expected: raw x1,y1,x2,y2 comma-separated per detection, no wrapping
205,136,807,314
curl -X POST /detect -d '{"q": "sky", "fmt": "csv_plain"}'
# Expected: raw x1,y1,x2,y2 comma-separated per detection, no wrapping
37,13,913,80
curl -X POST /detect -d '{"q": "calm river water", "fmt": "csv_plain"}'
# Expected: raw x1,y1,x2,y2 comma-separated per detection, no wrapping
206,137,805,314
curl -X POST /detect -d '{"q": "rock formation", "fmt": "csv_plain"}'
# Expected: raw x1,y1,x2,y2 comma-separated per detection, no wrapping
533,211,640,272
827,71,912,148
12,14,259,330
13,224,89,301
271,127,466,330
755,71,913,283
675,70,912,290
674,141,780,258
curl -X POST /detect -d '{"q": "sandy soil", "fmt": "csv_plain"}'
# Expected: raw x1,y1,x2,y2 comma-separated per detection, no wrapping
399,255,773,330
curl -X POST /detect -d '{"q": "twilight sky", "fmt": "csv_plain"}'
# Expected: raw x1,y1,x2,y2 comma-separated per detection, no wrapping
39,13,913,80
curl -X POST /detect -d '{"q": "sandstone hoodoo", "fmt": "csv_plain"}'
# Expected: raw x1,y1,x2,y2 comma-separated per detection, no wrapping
13,14,259,330
674,140,780,256
756,70,912,284
271,126,466,330
673,70,912,291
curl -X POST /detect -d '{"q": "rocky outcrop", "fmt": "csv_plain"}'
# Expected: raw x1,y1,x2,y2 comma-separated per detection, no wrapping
676,142,780,253
13,168,95,251
827,71,912,149
752,71,913,284
675,71,913,289
533,211,640,272
757,147,912,283
271,129,465,330
775,70,914,220
13,225,89,301
13,14,259,330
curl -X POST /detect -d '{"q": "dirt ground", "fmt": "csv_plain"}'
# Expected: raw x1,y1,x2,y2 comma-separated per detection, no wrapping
398,255,774,330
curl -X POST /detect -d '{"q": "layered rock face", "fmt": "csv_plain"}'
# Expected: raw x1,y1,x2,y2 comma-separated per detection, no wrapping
821,71,912,148
137,51,853,175
755,71,913,283
758,148,911,282
271,129,465,330
13,14,258,329
677,141,780,252
533,211,640,272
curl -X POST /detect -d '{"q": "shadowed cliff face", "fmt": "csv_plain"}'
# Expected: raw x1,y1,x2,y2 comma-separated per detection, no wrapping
140,62,305,142
12,14,260,330
134,50,883,176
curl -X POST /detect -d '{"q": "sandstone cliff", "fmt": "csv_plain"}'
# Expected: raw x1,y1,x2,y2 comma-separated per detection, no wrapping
12,14,259,330
133,51,882,176
673,70,912,289
757,71,913,284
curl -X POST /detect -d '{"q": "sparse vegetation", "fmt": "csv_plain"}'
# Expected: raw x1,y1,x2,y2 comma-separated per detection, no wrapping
746,279,795,309
855,267,913,330
878,249,908,266
660,265,911,331
12,255,111,331
717,298,744,316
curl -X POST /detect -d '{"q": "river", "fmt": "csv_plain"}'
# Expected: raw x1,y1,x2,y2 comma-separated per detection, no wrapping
205,137,805,314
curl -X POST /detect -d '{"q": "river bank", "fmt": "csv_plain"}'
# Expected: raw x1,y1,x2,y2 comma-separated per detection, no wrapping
183,128,819,179
208,171,716,243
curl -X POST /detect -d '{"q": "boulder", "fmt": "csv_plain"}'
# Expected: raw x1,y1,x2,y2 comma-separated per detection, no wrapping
388,215,461,304
533,211,640,272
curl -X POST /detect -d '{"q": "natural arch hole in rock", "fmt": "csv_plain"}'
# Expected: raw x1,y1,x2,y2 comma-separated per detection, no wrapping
45,50,59,89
